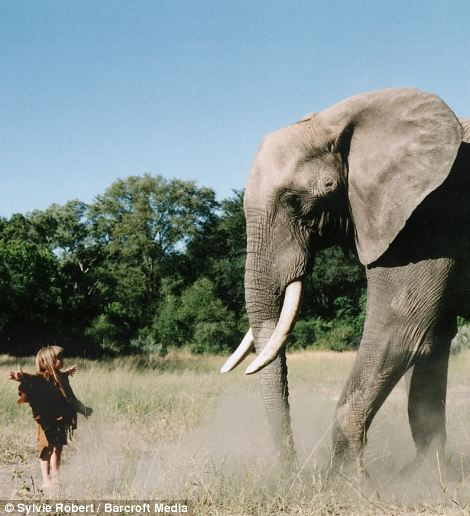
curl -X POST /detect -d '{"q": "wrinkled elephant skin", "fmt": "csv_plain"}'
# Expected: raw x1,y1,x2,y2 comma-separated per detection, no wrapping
223,88,470,475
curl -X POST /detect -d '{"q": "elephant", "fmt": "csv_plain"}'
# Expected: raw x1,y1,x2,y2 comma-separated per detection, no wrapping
221,88,470,475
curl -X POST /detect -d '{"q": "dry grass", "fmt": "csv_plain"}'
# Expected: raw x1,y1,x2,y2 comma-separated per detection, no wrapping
1,350,470,514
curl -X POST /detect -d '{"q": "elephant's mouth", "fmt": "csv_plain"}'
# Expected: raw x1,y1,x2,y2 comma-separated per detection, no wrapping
220,280,303,375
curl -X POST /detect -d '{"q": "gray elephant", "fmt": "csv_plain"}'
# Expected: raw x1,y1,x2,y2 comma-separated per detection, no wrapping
222,88,470,475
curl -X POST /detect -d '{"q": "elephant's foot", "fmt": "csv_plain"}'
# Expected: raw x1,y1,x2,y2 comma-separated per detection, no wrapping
399,448,446,483
331,406,368,474
278,438,299,479
264,433,299,486
278,452,299,481
399,454,425,479
330,439,367,485
328,457,375,501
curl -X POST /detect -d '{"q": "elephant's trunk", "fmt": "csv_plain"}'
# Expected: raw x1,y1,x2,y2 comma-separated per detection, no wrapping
243,249,298,467
245,281,302,374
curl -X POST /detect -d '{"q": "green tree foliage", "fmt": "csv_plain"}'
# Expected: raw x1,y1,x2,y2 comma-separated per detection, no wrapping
185,190,246,329
31,201,104,351
86,175,218,353
290,247,366,350
153,277,236,354
0,239,61,352
0,174,367,356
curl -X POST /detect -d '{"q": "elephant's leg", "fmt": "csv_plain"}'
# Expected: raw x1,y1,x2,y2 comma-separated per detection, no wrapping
404,334,453,473
332,257,458,474
331,333,410,474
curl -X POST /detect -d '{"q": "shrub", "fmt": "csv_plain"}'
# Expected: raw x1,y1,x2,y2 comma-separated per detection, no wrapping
85,314,123,356
153,277,238,354
313,321,360,351
289,292,366,351
191,321,237,354
129,333,167,356
152,293,182,350
290,316,360,351
289,317,329,350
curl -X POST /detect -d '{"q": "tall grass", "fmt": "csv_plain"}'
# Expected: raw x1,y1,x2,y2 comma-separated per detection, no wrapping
2,350,470,514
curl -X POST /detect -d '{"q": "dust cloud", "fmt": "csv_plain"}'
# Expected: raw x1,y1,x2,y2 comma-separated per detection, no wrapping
5,375,470,510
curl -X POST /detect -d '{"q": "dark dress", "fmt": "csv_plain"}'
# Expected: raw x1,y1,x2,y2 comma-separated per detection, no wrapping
18,371,91,458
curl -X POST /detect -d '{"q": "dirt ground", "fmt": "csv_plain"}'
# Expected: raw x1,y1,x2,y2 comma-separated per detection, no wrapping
2,350,470,514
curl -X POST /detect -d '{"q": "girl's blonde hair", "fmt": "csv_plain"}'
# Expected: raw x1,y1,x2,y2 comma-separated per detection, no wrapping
35,345,64,385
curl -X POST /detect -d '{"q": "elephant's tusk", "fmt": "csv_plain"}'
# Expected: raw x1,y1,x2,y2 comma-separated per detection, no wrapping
220,328,254,373
245,281,302,375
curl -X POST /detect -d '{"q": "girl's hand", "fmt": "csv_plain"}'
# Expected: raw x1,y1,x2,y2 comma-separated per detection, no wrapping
64,365,77,376
9,370,23,381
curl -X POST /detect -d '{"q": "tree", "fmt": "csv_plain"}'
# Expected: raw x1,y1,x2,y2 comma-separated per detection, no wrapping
86,174,218,350
153,277,237,354
307,246,366,319
0,174,367,356
27,201,107,352
186,190,247,324
290,246,367,350
0,239,61,353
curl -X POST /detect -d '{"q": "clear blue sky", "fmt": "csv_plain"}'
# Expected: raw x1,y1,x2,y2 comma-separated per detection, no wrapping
1,0,469,217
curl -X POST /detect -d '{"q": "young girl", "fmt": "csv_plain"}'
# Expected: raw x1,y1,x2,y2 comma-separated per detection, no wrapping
10,346,92,489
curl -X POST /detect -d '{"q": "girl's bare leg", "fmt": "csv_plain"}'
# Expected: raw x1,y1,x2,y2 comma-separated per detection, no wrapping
50,445,63,482
39,449,53,488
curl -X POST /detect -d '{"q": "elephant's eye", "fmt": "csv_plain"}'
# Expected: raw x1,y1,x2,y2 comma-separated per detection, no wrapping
282,192,302,214
281,190,318,220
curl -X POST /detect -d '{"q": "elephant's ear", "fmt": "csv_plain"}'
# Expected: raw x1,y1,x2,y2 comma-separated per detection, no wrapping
320,88,463,265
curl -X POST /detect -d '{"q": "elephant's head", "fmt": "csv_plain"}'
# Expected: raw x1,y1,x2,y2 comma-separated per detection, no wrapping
222,88,463,376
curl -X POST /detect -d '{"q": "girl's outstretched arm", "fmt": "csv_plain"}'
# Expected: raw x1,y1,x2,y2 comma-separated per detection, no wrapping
63,364,77,377
9,368,25,381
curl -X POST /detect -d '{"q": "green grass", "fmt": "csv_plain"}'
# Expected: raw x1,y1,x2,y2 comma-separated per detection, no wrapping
2,350,470,514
